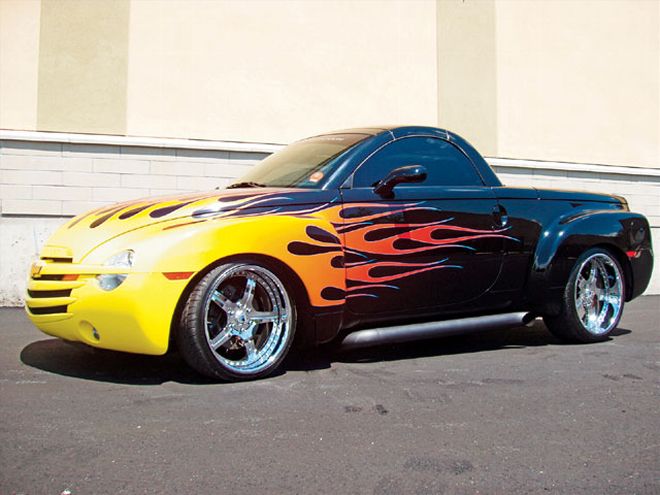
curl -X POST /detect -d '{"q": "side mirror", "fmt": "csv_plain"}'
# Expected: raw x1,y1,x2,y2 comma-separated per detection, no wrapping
373,165,427,198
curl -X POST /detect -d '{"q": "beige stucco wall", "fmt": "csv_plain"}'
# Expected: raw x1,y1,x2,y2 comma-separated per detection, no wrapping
494,0,659,169
125,0,438,144
1,0,659,165
436,0,497,156
37,0,130,134
0,0,40,131
436,0,660,168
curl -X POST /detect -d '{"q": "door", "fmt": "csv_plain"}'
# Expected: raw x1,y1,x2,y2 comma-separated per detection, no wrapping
340,136,506,315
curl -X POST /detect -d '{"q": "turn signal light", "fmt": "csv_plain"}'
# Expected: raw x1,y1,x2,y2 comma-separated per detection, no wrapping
162,272,194,280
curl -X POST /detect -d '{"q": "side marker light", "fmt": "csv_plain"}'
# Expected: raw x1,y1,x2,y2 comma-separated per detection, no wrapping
163,272,194,280
626,250,640,259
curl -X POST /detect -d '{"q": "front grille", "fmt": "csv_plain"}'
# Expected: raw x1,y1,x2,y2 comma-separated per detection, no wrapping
28,305,69,315
35,274,65,281
26,267,79,315
27,289,72,298
41,257,73,263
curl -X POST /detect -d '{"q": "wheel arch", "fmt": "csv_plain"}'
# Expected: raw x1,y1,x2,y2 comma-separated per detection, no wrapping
526,210,643,314
169,253,315,348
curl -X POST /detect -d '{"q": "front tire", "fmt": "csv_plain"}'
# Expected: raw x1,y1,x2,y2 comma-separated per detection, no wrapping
177,262,297,381
544,248,625,343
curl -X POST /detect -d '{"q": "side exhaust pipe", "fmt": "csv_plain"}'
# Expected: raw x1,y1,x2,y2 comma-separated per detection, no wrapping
340,311,535,350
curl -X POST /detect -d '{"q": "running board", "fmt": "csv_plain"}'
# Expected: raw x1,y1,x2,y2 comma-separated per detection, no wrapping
340,311,535,350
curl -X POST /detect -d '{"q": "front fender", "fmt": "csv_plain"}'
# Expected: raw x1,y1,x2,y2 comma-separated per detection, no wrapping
527,210,653,313
83,213,347,310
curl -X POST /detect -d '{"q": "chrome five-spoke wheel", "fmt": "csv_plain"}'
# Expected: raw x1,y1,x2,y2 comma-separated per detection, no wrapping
177,262,296,381
573,253,623,335
544,248,625,343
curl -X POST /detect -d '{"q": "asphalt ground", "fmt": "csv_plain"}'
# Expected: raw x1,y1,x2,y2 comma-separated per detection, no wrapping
1,297,658,495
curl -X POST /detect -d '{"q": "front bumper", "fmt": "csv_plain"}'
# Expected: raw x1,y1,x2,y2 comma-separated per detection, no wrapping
25,261,190,355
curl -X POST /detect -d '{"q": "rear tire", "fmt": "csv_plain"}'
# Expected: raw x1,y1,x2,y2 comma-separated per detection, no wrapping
544,248,625,343
177,262,297,381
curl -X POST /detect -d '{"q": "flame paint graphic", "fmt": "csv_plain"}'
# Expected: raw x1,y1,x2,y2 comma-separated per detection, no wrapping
283,202,519,302
68,190,519,306
69,190,335,230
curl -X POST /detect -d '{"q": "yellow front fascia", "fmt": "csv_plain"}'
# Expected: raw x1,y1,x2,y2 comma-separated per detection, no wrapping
25,210,346,356
27,270,185,355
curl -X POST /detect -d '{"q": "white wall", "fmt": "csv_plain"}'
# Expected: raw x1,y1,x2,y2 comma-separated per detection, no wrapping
0,216,62,306
1,136,658,306
0,138,267,216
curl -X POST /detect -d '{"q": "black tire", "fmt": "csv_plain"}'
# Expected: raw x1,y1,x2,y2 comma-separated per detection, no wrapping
176,261,297,381
544,247,625,343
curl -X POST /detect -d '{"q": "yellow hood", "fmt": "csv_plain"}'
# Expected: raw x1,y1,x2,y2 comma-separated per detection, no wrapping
43,188,308,262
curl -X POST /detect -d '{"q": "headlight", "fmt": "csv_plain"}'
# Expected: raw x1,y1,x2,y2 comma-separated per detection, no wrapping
96,249,134,291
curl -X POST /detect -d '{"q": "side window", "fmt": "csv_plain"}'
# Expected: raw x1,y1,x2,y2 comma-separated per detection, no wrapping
352,137,483,188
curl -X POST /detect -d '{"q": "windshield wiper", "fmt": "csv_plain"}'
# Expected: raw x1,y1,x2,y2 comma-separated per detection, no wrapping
226,181,268,189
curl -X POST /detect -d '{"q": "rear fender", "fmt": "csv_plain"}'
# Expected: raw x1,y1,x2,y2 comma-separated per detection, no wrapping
527,210,652,314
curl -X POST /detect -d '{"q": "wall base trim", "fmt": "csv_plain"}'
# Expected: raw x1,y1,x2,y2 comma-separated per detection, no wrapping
0,129,284,154
486,157,660,178
2,130,659,179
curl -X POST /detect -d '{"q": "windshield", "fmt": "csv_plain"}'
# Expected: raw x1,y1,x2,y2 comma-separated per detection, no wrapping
230,133,368,188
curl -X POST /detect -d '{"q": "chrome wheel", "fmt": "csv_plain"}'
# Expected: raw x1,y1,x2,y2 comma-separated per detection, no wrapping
573,253,623,335
203,264,293,375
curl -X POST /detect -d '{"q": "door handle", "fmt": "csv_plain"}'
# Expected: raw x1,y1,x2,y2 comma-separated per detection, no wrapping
492,205,508,228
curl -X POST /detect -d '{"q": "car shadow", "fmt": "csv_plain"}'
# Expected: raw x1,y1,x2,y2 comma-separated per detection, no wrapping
20,320,632,385
20,339,218,386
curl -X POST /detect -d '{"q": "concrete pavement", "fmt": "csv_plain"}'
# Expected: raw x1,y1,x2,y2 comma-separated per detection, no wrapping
1,297,658,494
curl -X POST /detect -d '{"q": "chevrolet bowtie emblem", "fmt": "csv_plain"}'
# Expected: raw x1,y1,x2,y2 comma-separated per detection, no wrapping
30,260,45,278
